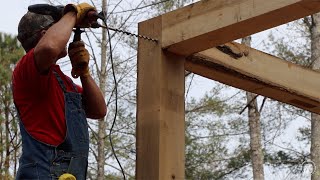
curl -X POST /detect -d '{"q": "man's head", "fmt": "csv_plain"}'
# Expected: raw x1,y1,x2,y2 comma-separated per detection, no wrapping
18,11,55,52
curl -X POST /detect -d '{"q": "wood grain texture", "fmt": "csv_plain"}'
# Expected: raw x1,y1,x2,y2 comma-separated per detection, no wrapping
137,16,186,180
186,42,320,113
161,0,320,56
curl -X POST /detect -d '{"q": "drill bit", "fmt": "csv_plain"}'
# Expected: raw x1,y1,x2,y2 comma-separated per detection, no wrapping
99,25,158,43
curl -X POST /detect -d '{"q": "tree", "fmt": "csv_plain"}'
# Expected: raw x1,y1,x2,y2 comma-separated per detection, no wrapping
0,32,24,179
150,1,266,179
310,13,320,180
185,86,234,179
76,0,142,178
96,0,108,179
264,13,320,179
242,36,265,180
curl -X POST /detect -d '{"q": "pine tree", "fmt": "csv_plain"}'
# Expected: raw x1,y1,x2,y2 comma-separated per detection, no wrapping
0,32,24,179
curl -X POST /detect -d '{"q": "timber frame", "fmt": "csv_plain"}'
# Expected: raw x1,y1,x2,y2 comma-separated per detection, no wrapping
137,0,320,179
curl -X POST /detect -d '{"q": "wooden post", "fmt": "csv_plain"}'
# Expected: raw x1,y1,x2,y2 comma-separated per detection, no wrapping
136,0,320,179
136,16,186,180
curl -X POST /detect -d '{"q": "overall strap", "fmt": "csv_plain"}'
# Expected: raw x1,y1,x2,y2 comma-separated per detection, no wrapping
53,70,67,92
67,77,79,93
53,70,78,93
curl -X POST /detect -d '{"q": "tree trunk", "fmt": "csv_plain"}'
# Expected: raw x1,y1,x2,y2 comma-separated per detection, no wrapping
0,32,24,178
14,130,18,176
242,36,265,180
97,0,108,179
11,109,20,177
4,102,10,179
310,13,320,180
0,110,3,177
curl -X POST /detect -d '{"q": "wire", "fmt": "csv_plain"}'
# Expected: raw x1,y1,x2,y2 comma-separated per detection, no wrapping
93,1,174,178
239,94,259,115
101,13,126,180
185,73,194,99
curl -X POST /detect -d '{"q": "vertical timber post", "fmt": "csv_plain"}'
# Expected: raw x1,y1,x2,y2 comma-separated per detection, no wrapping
137,16,185,180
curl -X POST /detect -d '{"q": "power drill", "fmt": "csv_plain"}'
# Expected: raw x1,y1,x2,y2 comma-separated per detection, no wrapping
28,4,102,78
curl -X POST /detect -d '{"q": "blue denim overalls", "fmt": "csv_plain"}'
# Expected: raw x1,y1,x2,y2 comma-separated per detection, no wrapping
15,70,89,180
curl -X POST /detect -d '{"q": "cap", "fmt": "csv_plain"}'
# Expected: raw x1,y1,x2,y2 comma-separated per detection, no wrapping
17,11,54,44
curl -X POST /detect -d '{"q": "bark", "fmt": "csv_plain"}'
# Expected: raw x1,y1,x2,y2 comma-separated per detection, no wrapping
0,46,3,177
310,13,320,180
14,132,18,176
0,32,23,178
0,84,11,178
242,36,265,180
0,111,3,176
97,0,108,179
4,102,10,178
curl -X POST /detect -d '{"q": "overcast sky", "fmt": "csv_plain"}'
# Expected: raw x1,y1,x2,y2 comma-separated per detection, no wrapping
0,0,278,92
0,1,39,35
1,1,84,81
0,0,139,35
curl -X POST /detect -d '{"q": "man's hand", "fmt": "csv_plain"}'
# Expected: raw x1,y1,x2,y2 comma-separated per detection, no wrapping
64,3,97,28
68,41,90,78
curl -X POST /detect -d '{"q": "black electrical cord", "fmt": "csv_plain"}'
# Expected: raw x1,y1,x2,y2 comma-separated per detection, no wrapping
93,0,175,177
100,13,126,180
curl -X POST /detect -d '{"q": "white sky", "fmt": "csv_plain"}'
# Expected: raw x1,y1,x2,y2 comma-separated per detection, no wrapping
0,1,44,35
0,0,142,36
1,1,85,82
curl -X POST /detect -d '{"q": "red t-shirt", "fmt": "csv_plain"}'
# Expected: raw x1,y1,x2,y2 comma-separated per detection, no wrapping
12,49,83,146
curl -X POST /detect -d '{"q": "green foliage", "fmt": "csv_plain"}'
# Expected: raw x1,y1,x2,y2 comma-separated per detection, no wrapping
265,18,312,67
184,85,253,179
0,32,24,178
227,150,251,169
0,33,24,86
260,17,316,178
0,32,24,111
297,126,311,142
264,150,309,175
186,96,226,116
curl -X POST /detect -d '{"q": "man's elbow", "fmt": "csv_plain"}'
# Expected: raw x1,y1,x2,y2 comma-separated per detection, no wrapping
87,107,107,120
98,106,107,119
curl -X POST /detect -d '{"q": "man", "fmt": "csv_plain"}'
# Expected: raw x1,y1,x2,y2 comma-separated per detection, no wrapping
12,3,107,180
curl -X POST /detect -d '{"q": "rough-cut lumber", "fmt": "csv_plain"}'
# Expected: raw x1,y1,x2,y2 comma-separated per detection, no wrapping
162,0,320,56
186,42,320,113
137,0,320,179
137,16,185,180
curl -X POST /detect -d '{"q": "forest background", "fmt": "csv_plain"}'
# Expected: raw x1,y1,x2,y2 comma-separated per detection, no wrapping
0,0,319,179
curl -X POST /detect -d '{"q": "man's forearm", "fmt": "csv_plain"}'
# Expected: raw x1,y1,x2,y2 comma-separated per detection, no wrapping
81,75,107,119
34,12,76,73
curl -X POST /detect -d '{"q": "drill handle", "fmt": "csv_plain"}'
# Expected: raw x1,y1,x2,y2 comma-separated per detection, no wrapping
73,28,83,42
72,10,99,42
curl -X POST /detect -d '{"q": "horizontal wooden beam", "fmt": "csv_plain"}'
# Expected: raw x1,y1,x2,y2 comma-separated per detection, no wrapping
161,0,320,56
185,42,320,114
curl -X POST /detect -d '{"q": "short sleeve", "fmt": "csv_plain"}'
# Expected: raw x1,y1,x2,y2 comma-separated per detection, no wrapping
12,49,50,96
